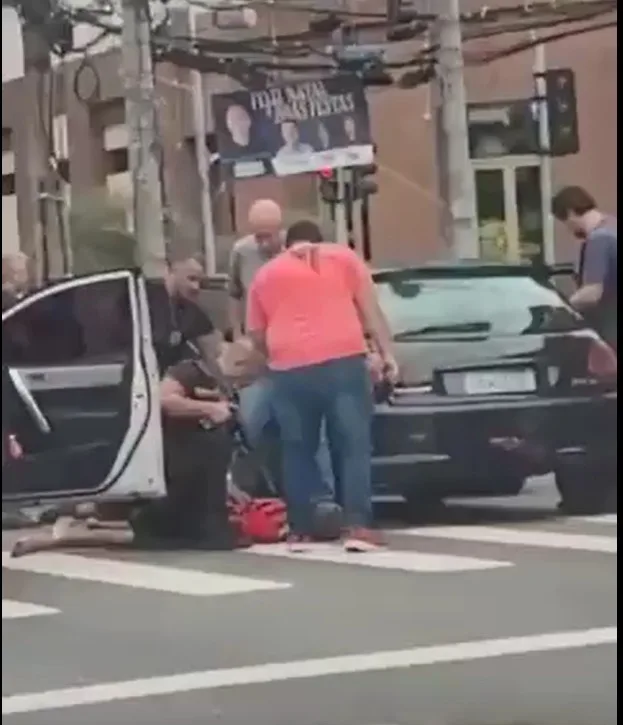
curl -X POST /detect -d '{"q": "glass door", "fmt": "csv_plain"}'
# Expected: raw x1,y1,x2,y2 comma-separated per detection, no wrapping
472,158,551,264
474,167,517,261
514,165,545,265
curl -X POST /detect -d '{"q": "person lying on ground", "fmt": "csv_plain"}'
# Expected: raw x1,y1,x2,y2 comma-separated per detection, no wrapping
10,359,250,557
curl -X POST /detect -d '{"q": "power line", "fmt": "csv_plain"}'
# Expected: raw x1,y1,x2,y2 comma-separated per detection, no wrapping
6,0,617,93
9,0,616,59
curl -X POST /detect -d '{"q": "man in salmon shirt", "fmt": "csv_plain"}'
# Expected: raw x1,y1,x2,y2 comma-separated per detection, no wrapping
246,220,398,552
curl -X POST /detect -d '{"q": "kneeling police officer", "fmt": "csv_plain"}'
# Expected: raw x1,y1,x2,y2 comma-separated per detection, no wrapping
130,358,247,550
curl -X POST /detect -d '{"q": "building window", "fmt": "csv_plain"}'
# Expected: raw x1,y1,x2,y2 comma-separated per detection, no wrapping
2,172,15,196
2,144,19,254
106,147,129,176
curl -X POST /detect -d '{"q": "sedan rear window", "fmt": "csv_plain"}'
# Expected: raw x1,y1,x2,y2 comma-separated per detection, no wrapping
374,273,582,338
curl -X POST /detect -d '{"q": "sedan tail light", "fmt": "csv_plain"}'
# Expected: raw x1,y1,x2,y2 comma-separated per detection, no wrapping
588,338,617,382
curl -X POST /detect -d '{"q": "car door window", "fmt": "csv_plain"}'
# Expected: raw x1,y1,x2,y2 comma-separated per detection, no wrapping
2,274,142,499
3,277,133,367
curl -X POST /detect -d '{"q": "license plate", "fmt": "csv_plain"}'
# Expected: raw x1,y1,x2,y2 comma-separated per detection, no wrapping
463,369,536,395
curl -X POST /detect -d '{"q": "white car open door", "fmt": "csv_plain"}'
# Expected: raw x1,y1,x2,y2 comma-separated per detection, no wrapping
2,270,165,507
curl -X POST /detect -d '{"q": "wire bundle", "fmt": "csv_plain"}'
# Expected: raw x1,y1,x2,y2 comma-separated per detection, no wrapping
6,0,617,91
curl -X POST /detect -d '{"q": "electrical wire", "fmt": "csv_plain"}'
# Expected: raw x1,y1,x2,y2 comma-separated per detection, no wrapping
157,9,614,81
9,0,617,95
24,0,611,76
466,17,617,65
186,0,393,19
181,0,614,23
160,2,618,73
460,0,615,23
34,0,614,60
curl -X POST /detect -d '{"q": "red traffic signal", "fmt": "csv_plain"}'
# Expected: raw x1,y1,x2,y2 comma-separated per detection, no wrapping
318,167,335,180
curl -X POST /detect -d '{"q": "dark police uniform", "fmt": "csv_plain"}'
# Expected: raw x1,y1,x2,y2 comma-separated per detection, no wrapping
145,281,216,375
131,359,237,549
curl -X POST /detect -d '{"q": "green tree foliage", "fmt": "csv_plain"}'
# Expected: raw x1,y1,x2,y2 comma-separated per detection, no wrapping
69,189,138,274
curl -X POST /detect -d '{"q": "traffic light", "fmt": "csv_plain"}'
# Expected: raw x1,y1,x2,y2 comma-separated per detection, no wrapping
333,46,393,87
352,164,378,200
386,0,428,41
387,0,422,25
318,168,339,204
318,165,378,205
543,68,579,157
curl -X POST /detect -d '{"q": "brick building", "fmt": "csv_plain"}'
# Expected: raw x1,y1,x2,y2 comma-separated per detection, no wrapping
1,2,617,273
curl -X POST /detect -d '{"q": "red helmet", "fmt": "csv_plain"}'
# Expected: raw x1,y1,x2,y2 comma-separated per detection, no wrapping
228,497,289,543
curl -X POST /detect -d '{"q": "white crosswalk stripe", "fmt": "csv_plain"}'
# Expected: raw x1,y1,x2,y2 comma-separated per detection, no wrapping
576,514,617,525
246,542,512,572
399,525,617,553
2,600,59,620
2,514,616,621
2,551,292,597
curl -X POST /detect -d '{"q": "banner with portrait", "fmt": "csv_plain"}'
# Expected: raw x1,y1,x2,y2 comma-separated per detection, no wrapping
211,75,374,178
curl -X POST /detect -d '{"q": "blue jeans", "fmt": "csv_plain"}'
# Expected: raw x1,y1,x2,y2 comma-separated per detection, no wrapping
269,355,373,534
237,378,334,495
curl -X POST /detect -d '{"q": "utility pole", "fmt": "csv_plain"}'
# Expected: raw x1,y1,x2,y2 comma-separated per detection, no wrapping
120,0,167,277
532,34,555,265
333,0,350,245
19,23,63,282
332,176,349,249
188,5,217,276
434,0,479,258
333,170,349,244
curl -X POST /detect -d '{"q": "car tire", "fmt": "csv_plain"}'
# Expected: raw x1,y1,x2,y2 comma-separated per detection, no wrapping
555,466,617,515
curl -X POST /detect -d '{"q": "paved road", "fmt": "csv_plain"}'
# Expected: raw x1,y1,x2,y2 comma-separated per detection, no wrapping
2,478,617,725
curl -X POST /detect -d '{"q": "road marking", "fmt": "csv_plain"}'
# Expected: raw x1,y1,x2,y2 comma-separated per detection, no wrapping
577,514,617,525
248,542,511,572
1,552,291,597
2,626,616,715
400,525,617,554
2,600,59,620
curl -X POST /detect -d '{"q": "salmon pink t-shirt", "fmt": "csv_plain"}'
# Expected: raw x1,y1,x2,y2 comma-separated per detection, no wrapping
246,243,369,370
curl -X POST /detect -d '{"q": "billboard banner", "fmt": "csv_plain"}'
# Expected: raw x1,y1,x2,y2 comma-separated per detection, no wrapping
211,75,374,178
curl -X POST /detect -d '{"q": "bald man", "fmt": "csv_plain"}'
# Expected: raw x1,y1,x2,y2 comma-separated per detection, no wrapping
228,199,284,338
227,200,334,499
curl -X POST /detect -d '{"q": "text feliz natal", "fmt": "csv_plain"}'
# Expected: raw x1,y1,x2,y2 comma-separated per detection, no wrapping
249,81,356,125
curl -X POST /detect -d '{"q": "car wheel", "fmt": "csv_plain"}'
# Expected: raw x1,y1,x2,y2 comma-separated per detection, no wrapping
555,466,617,515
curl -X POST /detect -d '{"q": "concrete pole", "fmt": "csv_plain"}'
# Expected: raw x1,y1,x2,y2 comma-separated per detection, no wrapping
334,0,353,245
19,25,62,282
532,35,555,265
435,0,479,258
120,0,167,278
187,6,217,276
334,168,350,244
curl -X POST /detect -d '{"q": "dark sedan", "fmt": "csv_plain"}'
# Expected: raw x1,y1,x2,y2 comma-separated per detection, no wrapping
371,263,617,515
